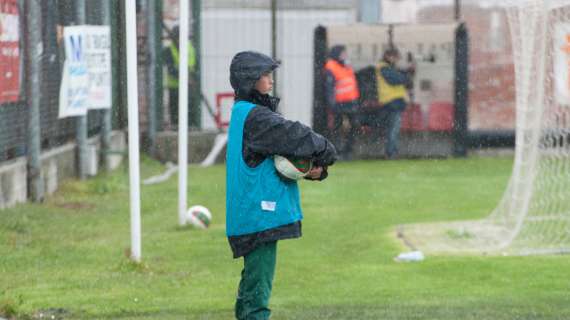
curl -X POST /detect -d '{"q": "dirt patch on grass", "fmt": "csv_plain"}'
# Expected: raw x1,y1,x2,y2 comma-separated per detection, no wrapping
55,202,96,211
394,220,512,256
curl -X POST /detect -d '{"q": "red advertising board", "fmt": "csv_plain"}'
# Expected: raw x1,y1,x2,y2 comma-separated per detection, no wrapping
0,0,20,103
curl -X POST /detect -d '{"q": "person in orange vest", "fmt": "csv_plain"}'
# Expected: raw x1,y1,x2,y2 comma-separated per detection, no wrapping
375,47,415,159
324,45,360,160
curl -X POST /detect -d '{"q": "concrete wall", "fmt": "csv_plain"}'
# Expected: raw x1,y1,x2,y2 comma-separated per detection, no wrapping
356,131,454,159
201,8,356,129
152,129,455,164
0,131,126,210
0,158,27,210
154,130,225,164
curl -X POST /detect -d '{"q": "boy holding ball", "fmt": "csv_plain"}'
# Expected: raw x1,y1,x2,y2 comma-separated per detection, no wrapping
226,51,337,320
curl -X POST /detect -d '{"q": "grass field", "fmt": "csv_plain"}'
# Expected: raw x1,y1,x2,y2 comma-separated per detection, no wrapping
2,157,570,319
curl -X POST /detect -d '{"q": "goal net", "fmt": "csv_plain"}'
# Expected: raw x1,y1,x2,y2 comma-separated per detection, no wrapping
399,0,570,255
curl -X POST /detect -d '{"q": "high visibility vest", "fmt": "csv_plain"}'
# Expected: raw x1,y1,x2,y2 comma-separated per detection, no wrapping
324,59,360,103
376,62,409,105
167,42,196,89
226,101,302,236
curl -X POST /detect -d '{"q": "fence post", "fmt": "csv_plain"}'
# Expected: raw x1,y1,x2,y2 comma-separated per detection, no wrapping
146,0,163,155
312,26,328,136
75,0,88,179
191,0,201,128
453,23,469,157
270,0,277,98
155,0,164,132
101,0,114,171
455,0,462,21
25,0,44,202
115,1,128,130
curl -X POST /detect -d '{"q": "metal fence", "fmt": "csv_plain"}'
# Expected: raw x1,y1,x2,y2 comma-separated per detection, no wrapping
0,0,516,164
0,0,128,163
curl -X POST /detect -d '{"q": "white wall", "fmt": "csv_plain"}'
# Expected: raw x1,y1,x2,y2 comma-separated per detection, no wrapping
201,8,355,129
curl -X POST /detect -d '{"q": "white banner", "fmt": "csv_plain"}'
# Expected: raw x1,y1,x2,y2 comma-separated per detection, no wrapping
555,23,570,106
59,25,111,118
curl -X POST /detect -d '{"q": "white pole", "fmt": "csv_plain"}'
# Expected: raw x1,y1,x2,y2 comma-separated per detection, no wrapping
178,0,190,225
126,0,142,262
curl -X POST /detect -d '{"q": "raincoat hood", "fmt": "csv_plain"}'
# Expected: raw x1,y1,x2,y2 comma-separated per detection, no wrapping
329,45,346,64
230,51,280,99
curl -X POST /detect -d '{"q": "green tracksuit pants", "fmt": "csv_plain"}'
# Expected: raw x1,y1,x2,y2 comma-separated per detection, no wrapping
235,241,277,320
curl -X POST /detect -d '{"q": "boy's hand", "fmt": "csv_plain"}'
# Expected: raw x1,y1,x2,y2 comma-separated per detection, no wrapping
305,166,328,181
308,166,323,179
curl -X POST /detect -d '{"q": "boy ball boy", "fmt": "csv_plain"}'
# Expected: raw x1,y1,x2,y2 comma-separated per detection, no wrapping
226,51,337,319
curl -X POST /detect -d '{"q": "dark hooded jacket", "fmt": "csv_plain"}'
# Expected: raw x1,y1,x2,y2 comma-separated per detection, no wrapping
227,51,338,258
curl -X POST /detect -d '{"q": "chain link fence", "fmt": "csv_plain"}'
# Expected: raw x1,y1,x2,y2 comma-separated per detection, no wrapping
0,0,516,165
0,0,128,164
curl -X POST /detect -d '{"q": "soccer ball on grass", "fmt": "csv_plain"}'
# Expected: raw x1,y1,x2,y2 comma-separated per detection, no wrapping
185,205,212,229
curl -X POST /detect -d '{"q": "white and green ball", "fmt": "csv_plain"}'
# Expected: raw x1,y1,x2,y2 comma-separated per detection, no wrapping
274,155,313,181
185,205,212,229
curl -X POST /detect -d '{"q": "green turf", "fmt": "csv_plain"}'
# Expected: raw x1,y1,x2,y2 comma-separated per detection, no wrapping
2,157,570,319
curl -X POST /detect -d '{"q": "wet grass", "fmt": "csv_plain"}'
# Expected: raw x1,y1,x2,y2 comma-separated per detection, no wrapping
2,156,570,319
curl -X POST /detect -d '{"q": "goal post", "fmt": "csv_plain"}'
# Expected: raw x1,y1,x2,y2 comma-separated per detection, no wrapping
178,0,190,226
126,0,142,262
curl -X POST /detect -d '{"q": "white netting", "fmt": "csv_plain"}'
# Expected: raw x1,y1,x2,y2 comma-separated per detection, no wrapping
503,0,570,254
399,0,570,255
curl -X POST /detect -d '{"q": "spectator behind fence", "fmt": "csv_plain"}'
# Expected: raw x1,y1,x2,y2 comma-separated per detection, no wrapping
324,45,360,160
163,25,196,127
375,47,415,159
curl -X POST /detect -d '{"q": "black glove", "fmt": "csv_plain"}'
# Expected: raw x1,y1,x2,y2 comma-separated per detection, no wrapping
313,141,338,167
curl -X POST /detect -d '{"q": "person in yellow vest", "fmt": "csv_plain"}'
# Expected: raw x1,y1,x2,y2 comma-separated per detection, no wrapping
376,47,415,159
164,25,196,126
324,45,360,160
